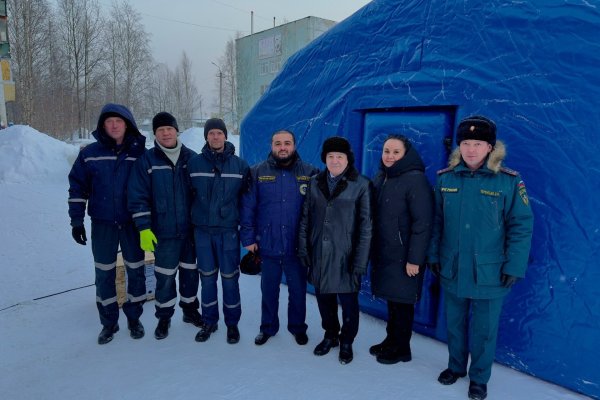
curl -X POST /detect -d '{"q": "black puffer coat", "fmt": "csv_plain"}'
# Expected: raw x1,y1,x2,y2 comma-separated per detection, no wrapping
370,145,433,304
298,166,372,294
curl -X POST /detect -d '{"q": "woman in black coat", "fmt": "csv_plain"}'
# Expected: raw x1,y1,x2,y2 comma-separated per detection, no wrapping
298,136,372,365
369,135,433,364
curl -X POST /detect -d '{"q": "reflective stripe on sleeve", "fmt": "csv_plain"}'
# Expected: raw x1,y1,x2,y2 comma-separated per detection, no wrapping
132,211,151,218
84,156,117,162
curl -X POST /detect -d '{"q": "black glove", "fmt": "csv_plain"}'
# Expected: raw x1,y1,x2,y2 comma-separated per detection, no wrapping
299,255,312,269
72,225,87,245
429,262,441,277
501,273,519,288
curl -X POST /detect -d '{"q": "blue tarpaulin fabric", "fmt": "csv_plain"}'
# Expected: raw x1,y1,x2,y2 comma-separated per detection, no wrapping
240,1,600,397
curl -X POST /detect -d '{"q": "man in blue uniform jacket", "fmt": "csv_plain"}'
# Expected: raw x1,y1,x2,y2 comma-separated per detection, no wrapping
240,130,318,346
188,118,250,344
128,112,202,340
68,103,147,344
428,115,534,400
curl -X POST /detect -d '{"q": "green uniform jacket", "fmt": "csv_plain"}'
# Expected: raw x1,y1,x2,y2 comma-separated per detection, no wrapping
428,141,534,299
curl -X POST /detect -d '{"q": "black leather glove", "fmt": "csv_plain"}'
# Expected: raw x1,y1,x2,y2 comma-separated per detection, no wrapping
501,273,519,288
429,262,441,277
72,225,87,245
299,256,312,269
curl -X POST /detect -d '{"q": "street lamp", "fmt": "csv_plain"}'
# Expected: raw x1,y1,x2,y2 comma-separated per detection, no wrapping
211,61,223,118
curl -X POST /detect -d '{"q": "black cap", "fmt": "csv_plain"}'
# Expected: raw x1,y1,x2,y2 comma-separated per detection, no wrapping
456,115,497,146
321,136,355,165
204,118,228,140
152,112,178,134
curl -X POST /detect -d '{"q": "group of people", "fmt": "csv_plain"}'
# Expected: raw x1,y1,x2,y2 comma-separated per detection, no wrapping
69,104,533,400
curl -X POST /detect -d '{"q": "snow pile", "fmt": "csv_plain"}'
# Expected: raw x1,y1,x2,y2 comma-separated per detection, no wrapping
0,125,79,184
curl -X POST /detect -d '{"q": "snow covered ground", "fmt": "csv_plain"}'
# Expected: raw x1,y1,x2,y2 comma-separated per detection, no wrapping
0,126,589,400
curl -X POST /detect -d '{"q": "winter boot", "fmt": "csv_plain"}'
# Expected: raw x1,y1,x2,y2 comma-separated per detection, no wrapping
154,318,171,340
339,343,354,364
195,323,217,342
127,319,145,339
468,381,488,400
369,336,393,356
313,337,339,356
438,368,467,385
226,325,240,344
376,345,412,364
182,310,203,328
97,324,119,345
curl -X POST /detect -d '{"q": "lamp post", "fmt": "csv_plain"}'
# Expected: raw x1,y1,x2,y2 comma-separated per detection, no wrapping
211,61,223,118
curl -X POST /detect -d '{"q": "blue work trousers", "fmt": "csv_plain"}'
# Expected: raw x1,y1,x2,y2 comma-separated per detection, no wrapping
444,290,504,384
195,228,241,327
260,255,307,336
91,221,145,327
153,235,199,320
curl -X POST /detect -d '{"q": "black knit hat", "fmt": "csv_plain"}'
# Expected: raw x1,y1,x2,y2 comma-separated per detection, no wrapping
456,115,497,146
152,112,178,133
204,118,228,140
321,136,355,165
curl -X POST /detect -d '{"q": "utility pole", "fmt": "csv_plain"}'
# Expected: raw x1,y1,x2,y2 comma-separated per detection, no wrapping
211,61,223,118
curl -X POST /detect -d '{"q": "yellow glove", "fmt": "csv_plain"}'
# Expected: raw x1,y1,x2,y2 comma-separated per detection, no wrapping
140,229,158,252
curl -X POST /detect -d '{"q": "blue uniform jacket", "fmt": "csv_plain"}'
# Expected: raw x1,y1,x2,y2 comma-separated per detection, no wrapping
188,141,250,230
240,153,318,258
127,142,196,239
68,103,146,227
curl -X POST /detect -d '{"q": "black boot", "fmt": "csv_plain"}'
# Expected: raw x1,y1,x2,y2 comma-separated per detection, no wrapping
227,325,240,344
369,336,393,356
97,324,119,345
127,319,145,339
195,323,218,342
182,310,203,328
468,381,488,400
154,319,171,340
376,345,412,364
313,337,339,356
339,343,353,364
438,368,467,385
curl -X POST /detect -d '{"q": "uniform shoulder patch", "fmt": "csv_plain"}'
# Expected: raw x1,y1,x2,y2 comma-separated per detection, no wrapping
500,166,519,176
437,167,453,175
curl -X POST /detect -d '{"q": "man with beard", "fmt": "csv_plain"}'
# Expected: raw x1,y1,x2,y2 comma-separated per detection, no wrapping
240,130,318,346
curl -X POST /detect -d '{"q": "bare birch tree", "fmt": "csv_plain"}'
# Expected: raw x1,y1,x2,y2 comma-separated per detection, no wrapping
7,0,49,125
107,0,151,112
216,34,241,133
57,0,104,138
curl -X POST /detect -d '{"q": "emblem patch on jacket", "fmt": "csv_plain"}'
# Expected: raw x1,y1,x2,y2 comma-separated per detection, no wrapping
258,175,276,182
299,183,308,195
296,175,311,182
518,180,529,206
441,187,458,193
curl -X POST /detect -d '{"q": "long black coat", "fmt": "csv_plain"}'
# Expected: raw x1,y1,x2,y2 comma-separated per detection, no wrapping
370,146,433,304
298,166,372,294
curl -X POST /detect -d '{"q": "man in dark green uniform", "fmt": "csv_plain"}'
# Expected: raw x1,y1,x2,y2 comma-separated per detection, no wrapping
428,115,534,400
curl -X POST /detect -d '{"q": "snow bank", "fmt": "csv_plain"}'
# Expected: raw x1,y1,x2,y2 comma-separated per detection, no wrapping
0,125,79,184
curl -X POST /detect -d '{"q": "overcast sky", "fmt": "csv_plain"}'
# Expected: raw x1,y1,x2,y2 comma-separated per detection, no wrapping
95,0,372,117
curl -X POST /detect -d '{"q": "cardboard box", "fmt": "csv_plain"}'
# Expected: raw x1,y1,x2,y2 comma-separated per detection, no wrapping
116,252,156,307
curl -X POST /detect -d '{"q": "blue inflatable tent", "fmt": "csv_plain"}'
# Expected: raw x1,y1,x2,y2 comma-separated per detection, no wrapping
240,1,600,397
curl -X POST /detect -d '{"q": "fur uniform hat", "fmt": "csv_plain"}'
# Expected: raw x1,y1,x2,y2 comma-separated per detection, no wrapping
152,112,179,134
456,115,497,146
204,118,228,140
321,136,355,165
